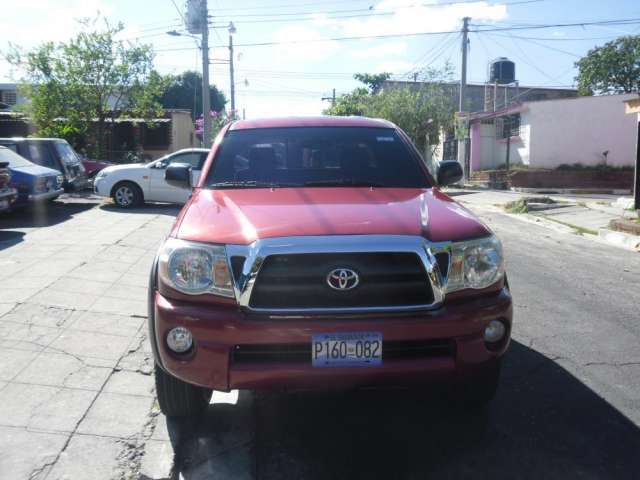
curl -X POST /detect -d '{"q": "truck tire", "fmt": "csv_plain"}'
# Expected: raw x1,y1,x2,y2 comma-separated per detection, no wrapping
155,364,212,417
112,181,143,208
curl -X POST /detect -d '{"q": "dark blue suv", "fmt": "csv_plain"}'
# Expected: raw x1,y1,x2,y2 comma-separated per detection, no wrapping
0,138,89,191
0,146,63,207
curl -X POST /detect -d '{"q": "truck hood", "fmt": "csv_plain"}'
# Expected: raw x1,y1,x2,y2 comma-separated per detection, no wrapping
175,187,490,245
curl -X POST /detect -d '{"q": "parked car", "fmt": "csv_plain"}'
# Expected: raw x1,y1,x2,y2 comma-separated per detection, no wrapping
93,148,210,208
148,116,512,417
0,138,89,192
0,146,64,207
81,157,114,179
0,160,17,213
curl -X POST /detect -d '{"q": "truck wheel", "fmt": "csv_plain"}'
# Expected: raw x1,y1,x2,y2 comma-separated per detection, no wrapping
455,359,501,409
155,364,212,417
112,181,142,208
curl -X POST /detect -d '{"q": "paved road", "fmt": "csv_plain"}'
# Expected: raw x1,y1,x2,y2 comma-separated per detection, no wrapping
1,195,639,479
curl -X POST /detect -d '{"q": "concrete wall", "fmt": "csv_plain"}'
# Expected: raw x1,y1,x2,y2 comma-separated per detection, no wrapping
527,93,637,168
170,111,195,151
470,120,529,171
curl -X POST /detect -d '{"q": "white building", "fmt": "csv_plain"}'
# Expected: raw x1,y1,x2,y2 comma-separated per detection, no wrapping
462,93,639,172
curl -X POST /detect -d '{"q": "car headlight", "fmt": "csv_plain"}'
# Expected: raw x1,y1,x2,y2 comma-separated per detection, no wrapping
446,235,504,292
56,175,64,187
158,238,234,298
95,169,108,179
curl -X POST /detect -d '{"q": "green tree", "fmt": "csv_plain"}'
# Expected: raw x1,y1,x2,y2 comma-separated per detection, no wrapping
7,15,168,159
575,35,640,95
325,66,454,154
353,72,392,94
161,70,226,119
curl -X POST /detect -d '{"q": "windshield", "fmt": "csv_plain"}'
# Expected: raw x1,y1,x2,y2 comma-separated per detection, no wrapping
0,147,35,168
53,141,81,165
205,127,430,189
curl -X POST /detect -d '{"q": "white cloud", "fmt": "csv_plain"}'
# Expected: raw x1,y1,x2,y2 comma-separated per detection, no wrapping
374,59,415,73
340,0,507,37
271,25,340,62
350,42,407,59
1,0,114,81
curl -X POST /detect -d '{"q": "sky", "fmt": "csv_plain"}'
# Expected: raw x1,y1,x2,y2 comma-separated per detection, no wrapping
2,0,640,118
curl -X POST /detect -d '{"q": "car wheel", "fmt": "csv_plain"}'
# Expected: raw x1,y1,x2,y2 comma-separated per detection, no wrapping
454,359,501,409
112,182,142,208
155,364,212,417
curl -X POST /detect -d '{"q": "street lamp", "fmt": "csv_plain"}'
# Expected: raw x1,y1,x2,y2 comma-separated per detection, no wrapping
166,30,200,46
228,22,236,119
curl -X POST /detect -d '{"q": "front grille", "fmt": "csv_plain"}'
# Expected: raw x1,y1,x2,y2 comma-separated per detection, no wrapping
232,339,454,364
249,252,433,310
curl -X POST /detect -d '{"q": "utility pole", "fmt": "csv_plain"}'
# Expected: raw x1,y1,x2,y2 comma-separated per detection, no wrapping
321,88,336,107
201,0,212,148
457,16,471,183
459,17,470,113
228,22,236,119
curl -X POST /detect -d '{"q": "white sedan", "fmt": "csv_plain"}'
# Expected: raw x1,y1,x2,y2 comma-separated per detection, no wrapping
93,148,210,208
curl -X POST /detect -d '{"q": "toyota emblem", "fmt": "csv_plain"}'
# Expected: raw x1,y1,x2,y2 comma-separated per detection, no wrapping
326,268,359,291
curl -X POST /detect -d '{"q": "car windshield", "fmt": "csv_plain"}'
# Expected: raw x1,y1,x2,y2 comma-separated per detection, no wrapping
53,141,81,165
205,127,431,189
0,147,35,168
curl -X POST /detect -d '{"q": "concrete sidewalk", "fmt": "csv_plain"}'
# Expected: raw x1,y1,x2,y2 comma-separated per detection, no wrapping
448,188,639,251
0,198,179,479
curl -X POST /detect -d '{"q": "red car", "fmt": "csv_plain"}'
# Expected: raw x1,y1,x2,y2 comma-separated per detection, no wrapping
81,157,114,179
149,116,512,417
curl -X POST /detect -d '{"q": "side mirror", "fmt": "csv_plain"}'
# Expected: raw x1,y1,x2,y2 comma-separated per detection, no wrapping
165,163,192,189
436,160,463,187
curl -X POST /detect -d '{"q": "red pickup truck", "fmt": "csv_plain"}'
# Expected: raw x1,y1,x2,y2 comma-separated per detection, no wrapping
148,116,512,417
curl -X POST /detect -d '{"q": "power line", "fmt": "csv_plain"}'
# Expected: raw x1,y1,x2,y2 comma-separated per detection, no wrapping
208,0,543,18
489,32,583,58
485,31,558,81
403,33,461,79
153,17,640,52
169,0,187,24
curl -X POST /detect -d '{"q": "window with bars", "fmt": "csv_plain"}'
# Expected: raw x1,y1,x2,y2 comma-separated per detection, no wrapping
1,91,17,105
496,114,520,139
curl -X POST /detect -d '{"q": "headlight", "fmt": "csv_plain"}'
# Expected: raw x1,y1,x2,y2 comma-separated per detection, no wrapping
158,238,234,297
446,235,504,292
56,175,64,187
95,169,109,179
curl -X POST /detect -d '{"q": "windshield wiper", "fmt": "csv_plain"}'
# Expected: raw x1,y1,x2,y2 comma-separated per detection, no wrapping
303,179,386,187
209,181,296,189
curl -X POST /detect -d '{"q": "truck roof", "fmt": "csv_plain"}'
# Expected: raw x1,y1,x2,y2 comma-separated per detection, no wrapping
229,116,396,131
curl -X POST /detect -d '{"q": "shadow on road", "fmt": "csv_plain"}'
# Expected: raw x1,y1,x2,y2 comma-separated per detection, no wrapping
0,230,25,251
0,200,97,230
99,203,181,216
163,340,640,479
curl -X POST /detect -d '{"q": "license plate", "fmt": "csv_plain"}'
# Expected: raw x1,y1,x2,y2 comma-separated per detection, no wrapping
312,332,382,367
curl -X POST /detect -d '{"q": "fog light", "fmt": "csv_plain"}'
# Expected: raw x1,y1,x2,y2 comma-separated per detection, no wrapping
484,320,506,343
166,327,193,353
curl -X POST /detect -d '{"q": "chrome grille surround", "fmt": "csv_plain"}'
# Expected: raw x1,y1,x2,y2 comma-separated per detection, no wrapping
225,235,452,315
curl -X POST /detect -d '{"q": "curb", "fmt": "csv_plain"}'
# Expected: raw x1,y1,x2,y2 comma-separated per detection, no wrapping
598,229,640,252
510,187,632,195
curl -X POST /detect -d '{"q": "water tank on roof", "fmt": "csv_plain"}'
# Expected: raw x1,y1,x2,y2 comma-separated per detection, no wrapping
489,58,516,84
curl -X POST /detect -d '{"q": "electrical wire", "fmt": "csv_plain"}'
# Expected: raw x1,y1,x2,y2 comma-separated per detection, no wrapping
153,18,640,51
403,33,461,79
208,0,543,18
